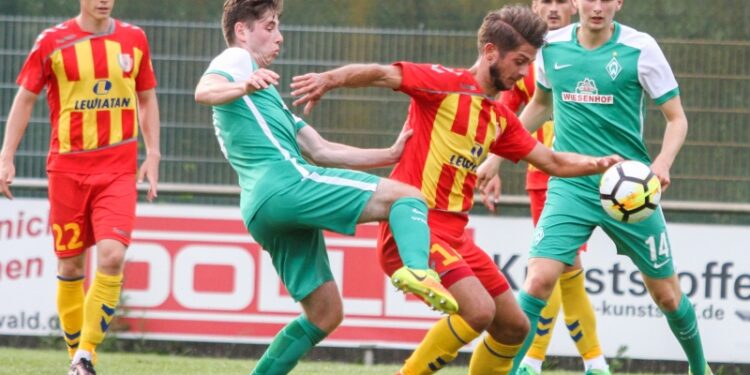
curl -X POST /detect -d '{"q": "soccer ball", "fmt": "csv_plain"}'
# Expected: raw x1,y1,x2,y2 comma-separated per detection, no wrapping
599,160,662,223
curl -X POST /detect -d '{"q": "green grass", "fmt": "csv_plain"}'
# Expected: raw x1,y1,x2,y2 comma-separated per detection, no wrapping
0,347,672,375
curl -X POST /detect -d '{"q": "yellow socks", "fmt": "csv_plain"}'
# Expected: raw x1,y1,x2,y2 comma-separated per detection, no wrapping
80,272,123,354
559,269,603,360
401,315,480,375
469,333,523,374
527,281,562,361
57,276,85,359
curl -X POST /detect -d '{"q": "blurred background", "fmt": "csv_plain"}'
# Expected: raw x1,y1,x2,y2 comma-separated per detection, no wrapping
1,0,748,221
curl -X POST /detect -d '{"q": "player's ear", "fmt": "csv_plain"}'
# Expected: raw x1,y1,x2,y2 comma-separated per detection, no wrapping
483,43,498,62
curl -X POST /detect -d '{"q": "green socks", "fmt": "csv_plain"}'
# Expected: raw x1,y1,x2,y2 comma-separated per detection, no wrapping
251,315,327,375
389,197,430,269
663,294,707,375
511,290,547,374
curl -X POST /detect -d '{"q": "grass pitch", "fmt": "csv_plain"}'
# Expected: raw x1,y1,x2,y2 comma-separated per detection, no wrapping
0,347,674,374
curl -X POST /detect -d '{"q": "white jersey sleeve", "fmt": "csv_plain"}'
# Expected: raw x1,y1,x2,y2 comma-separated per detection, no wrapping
535,48,550,90
635,36,679,104
205,47,256,82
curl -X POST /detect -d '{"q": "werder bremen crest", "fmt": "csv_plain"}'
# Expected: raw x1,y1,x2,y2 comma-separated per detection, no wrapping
606,55,622,80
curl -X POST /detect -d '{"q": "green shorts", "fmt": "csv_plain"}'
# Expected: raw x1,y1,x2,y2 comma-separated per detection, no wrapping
530,183,674,279
245,165,380,301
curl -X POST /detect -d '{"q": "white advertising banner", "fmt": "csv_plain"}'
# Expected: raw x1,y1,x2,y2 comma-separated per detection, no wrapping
1,198,748,363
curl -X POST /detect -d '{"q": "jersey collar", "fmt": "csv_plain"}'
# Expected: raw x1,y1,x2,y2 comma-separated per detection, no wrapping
572,21,621,51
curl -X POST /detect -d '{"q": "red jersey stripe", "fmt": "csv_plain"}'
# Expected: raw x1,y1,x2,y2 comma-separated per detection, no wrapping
69,112,84,151
97,111,111,147
90,38,109,79
61,46,79,81
450,95,472,136
434,164,458,210
461,173,477,211
475,99,491,144
121,109,135,140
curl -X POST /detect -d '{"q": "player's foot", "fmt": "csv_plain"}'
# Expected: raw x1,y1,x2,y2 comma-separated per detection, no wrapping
585,367,612,375
517,363,541,375
688,364,713,375
68,358,97,375
390,267,458,314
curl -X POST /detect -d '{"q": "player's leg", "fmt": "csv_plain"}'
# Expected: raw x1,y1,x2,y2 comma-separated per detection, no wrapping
75,173,136,371
513,188,597,374
48,172,94,366
445,236,527,375
360,177,457,313
247,198,339,375
358,177,430,269
521,281,561,373
558,256,609,374
380,226,487,375
602,209,710,375
520,188,562,373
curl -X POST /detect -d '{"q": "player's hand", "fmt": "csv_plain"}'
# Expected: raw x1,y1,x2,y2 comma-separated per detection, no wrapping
290,72,332,115
595,154,623,172
137,154,160,202
0,159,15,200
244,69,280,93
480,175,502,213
388,125,413,162
476,155,501,192
649,158,672,192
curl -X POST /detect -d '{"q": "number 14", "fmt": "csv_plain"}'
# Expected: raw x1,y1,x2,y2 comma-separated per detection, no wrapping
645,232,670,262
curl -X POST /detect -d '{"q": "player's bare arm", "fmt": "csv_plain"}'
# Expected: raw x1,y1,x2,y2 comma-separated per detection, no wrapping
523,143,622,177
0,87,37,200
291,64,402,115
518,87,553,133
650,96,688,191
137,88,161,202
296,124,413,170
194,69,279,106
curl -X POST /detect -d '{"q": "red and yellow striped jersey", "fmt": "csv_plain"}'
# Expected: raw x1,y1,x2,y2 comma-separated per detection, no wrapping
499,63,554,190
392,62,537,216
17,18,157,173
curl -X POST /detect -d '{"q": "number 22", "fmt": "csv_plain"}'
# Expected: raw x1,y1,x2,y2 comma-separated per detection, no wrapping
52,223,84,251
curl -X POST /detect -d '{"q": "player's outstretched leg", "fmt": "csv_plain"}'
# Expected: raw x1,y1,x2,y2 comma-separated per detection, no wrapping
391,266,458,314
387,196,457,314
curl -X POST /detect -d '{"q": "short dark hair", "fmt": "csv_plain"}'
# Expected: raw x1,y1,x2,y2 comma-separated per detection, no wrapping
477,5,547,54
222,0,284,46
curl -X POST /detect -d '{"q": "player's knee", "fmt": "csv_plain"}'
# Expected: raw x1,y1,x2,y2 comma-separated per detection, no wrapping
488,311,529,344
652,290,680,312
524,273,556,299
311,304,343,333
57,257,85,278
459,297,495,332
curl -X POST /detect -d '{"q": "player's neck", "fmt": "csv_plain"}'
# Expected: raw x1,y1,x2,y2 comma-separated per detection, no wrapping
76,14,112,34
577,23,614,50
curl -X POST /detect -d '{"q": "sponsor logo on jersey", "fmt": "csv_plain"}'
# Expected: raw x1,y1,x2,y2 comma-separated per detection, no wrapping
447,143,485,172
92,80,112,95
73,97,132,110
561,77,614,105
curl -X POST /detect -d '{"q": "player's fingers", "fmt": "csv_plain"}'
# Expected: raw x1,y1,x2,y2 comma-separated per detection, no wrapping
0,182,12,200
137,167,146,184
303,100,318,115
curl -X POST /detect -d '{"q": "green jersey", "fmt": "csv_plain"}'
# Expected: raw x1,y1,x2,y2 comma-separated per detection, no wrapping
205,48,309,218
537,22,679,192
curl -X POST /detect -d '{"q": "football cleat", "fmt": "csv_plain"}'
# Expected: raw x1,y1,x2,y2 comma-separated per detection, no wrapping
390,267,458,314
688,364,713,375
585,368,612,375
68,358,97,375
516,363,541,375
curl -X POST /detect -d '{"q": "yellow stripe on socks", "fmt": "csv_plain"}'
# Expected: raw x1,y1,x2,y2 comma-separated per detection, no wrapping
559,269,603,360
469,333,523,375
80,272,123,354
57,276,85,359
401,315,480,375
527,281,562,361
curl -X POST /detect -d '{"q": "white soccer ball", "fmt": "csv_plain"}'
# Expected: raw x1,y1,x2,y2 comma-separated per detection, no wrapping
599,160,662,223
